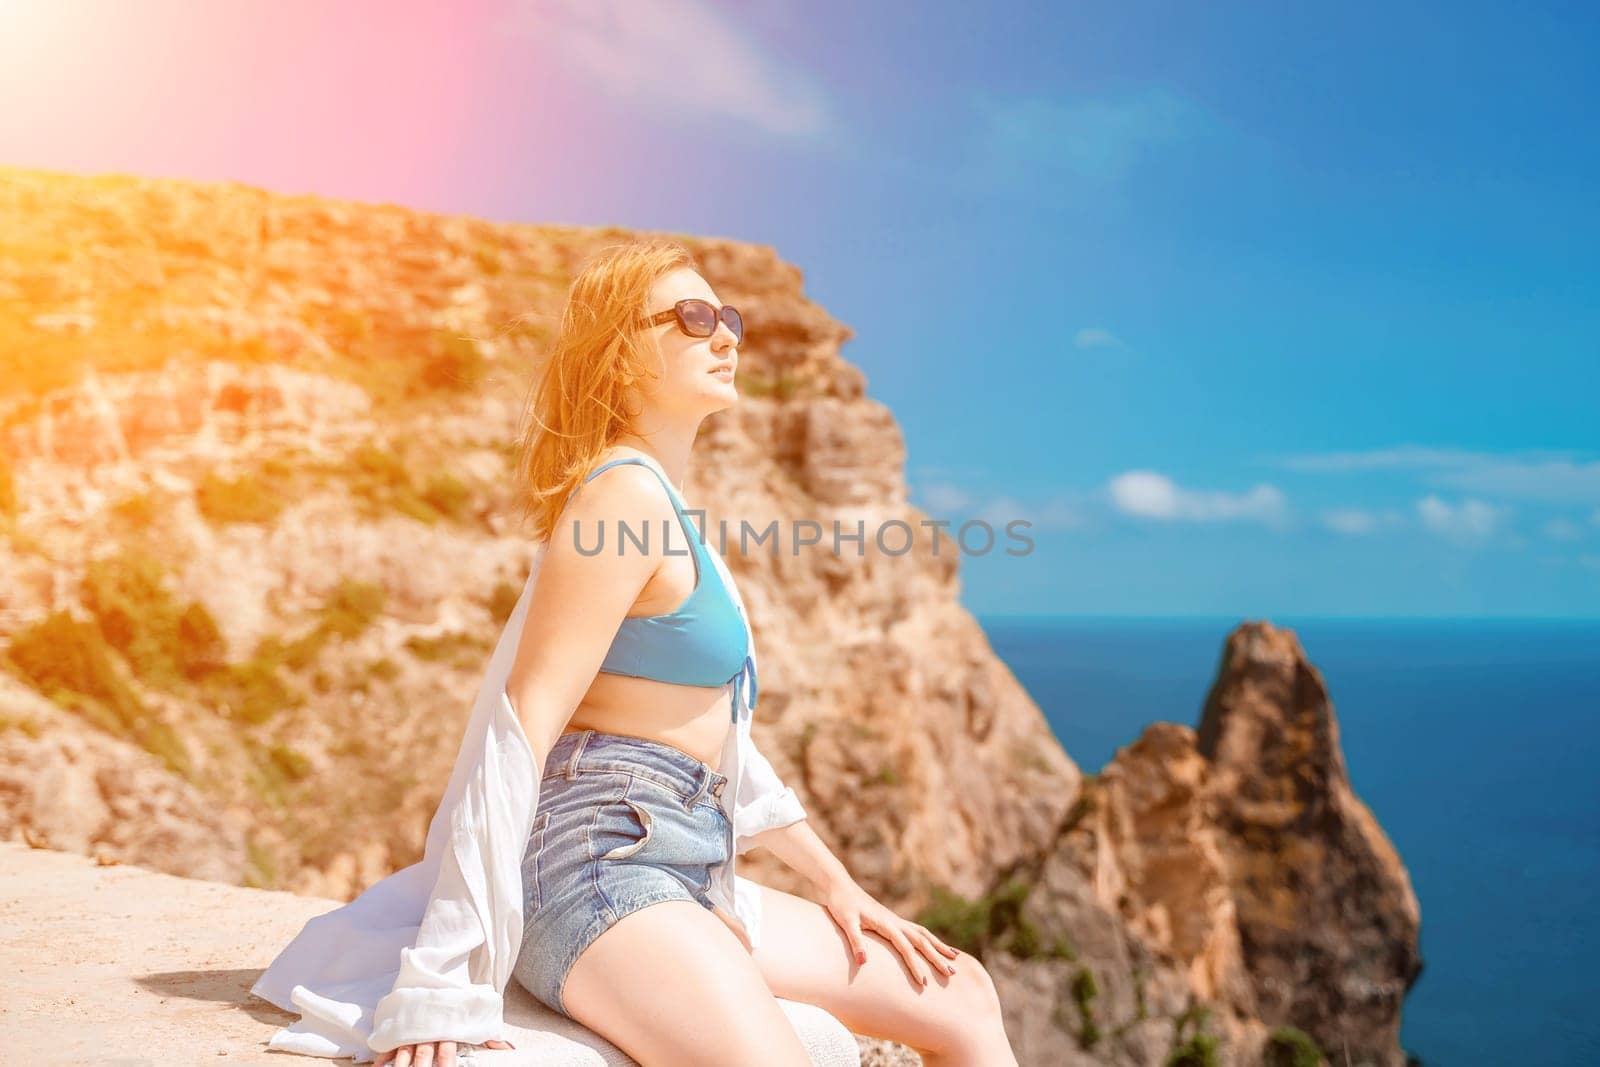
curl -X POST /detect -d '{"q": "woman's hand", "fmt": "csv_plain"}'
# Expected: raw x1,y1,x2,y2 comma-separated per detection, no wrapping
820,877,960,987
373,1038,514,1066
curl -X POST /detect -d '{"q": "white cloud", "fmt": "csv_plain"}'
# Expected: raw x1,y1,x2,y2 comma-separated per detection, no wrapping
1035,497,1088,530
973,494,1085,533
1108,470,1288,526
1270,445,1600,504
917,482,971,512
1416,495,1506,543
1591,507,1600,528
912,481,1086,533
1073,327,1123,351
1441,458,1600,502
1272,445,1488,473
1322,508,1379,535
1580,554,1600,572
974,495,1024,531
503,0,832,138
1321,508,1408,535
1543,517,1586,542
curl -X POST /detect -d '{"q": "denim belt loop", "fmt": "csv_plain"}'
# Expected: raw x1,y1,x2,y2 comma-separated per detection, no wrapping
684,773,710,810
564,729,593,779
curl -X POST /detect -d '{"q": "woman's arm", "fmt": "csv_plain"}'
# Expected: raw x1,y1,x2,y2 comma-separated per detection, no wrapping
742,818,854,893
750,817,960,985
371,463,673,1066
734,736,962,987
505,463,675,760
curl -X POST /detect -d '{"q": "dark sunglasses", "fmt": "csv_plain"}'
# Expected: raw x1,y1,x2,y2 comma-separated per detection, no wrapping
640,298,744,345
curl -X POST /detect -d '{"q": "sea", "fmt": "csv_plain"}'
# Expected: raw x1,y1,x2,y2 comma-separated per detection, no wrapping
977,615,1600,1067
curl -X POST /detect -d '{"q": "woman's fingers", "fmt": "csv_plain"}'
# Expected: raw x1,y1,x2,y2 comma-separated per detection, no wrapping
838,902,951,989
843,915,869,967
912,927,956,976
884,924,931,987
921,923,961,959
377,1037,499,1067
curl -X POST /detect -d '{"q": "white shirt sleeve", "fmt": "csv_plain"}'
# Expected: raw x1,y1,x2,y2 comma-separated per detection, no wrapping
731,727,807,854
366,690,539,1055
364,813,505,1053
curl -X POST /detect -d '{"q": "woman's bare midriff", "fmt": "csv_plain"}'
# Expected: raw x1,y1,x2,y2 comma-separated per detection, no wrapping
560,672,734,768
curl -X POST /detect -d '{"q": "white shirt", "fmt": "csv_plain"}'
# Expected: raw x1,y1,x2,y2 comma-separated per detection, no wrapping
249,533,807,1060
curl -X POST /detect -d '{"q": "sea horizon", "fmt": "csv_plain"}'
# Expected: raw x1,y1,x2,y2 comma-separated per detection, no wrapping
976,612,1600,623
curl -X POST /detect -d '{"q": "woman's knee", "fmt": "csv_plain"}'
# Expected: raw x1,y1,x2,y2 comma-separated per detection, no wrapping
948,950,1002,1015
922,950,1007,1053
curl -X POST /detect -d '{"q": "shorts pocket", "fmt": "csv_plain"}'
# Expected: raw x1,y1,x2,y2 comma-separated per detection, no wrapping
590,790,654,862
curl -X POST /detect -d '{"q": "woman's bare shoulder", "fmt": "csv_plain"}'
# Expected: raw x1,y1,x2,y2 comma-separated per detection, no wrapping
552,457,673,552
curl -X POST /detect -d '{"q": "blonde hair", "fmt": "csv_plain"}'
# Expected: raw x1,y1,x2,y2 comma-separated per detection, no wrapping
511,238,696,542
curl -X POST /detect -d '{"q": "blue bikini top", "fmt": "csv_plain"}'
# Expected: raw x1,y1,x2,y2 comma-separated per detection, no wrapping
579,456,752,695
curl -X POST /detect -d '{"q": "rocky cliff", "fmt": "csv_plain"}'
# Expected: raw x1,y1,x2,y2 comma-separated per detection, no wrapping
0,166,1420,1065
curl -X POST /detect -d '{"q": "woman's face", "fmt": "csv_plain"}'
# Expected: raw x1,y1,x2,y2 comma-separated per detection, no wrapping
636,267,741,419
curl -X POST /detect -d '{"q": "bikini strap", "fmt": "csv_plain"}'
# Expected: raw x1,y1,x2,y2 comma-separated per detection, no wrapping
581,456,705,554
583,456,683,510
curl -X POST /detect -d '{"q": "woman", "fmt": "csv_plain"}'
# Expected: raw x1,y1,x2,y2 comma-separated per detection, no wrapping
255,240,1019,1066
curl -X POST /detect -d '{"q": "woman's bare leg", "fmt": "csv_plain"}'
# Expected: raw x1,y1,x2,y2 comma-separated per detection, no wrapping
561,898,812,1067
750,883,1020,1067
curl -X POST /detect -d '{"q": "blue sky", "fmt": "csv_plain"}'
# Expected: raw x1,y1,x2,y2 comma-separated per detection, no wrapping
4,0,1597,616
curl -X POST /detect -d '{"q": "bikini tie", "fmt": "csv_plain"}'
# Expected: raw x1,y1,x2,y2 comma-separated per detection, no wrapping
731,653,757,723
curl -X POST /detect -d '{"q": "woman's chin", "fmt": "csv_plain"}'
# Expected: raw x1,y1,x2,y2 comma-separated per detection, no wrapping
701,382,740,412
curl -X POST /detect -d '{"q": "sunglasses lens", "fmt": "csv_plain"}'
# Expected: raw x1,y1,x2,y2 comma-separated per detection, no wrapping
721,306,744,344
679,300,718,337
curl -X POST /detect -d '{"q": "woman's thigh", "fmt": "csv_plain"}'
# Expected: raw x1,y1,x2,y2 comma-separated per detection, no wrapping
749,882,999,1056
562,897,813,1067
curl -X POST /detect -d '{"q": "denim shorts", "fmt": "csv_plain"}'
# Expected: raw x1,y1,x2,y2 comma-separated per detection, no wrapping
511,728,733,1019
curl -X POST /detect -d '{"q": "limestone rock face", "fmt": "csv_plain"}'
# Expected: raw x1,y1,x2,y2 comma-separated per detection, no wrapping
0,682,248,884
1023,622,1422,1066
0,167,1419,1065
1194,623,1423,1065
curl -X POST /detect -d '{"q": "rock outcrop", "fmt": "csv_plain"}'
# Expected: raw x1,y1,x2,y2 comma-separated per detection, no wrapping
0,166,1419,1065
1193,623,1422,1063
940,623,1421,1067
0,678,249,884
